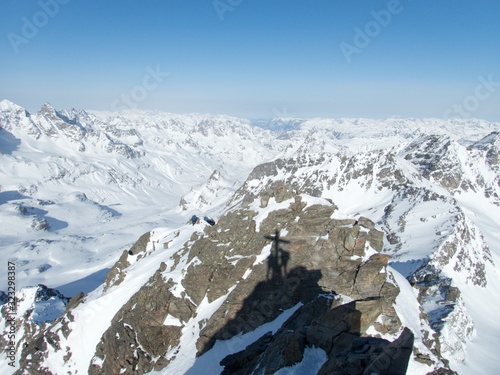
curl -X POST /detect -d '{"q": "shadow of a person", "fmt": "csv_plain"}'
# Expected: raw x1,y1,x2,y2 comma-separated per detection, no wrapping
264,229,290,281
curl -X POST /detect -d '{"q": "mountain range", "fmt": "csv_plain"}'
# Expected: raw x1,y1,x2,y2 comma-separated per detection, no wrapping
0,99,498,374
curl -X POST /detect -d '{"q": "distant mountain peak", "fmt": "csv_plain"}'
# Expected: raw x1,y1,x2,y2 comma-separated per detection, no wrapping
39,102,58,116
0,99,26,112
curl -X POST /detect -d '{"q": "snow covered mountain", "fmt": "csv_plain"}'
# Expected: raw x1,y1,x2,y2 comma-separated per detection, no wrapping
0,99,285,294
0,100,498,374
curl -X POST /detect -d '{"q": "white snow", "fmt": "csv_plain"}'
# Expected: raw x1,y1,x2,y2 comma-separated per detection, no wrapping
164,314,184,327
443,192,500,375
390,267,442,375
253,243,272,266
250,197,295,232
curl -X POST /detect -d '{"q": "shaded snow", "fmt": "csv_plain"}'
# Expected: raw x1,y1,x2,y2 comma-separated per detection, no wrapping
162,303,303,375
274,347,328,375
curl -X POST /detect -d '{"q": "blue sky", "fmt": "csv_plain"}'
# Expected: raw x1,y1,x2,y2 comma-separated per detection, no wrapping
1,0,499,120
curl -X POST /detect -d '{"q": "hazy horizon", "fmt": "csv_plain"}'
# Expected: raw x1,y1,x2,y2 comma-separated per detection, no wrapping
1,0,499,121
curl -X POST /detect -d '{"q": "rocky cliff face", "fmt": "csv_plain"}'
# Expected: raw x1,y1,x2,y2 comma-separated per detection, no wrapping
401,133,499,198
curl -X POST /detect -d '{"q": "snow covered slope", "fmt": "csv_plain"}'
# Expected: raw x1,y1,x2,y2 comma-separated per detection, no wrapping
0,99,499,374
0,100,285,294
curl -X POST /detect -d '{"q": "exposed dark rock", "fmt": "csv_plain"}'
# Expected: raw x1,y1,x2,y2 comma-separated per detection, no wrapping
89,268,196,374
410,263,468,334
102,231,153,293
0,291,8,305
220,332,274,374
253,329,307,373
307,299,383,355
426,368,459,375
103,250,130,292
312,327,414,375
363,327,414,375
64,292,85,313
196,200,398,357
128,231,151,255
219,297,414,375
282,295,340,331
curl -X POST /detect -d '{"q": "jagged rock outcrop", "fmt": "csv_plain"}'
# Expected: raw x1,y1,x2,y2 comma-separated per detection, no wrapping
102,232,153,292
128,231,151,256
90,265,196,374
195,197,400,354
318,327,414,375
402,133,500,200
218,295,415,375
0,285,71,374
103,250,130,292
409,263,474,364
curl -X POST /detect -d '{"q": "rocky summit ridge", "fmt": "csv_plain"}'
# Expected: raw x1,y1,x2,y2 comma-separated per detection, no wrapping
4,189,454,374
